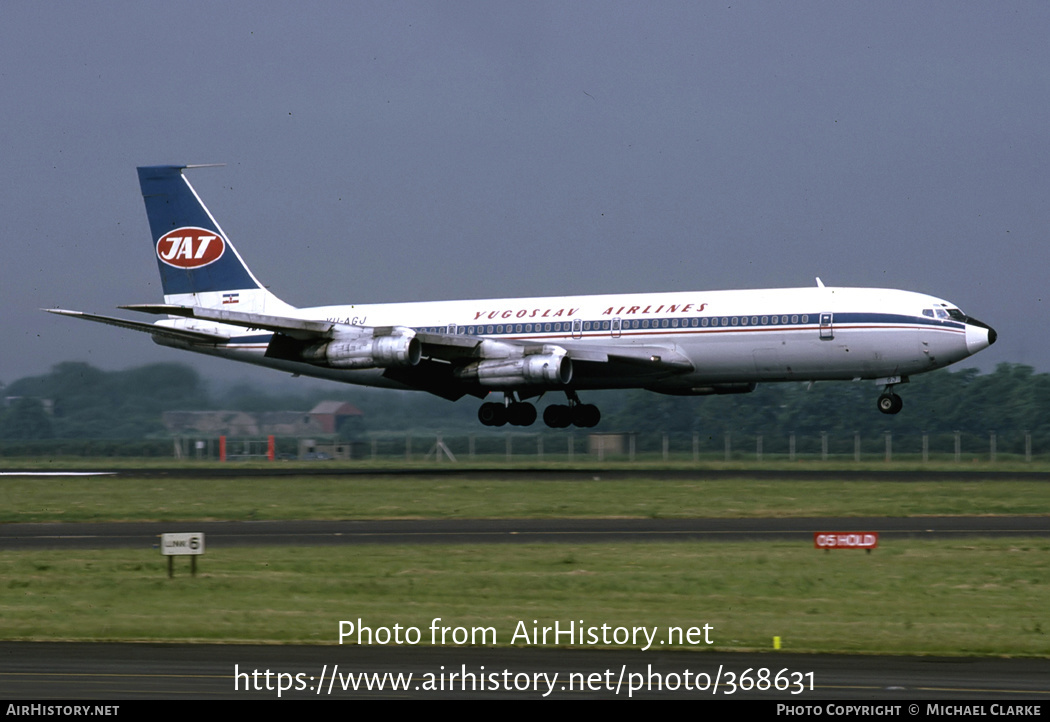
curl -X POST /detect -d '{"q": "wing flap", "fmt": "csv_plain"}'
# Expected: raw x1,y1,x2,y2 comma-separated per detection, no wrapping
604,345,693,370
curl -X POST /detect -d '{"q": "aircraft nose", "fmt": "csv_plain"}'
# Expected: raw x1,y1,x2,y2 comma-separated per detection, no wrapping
965,317,996,354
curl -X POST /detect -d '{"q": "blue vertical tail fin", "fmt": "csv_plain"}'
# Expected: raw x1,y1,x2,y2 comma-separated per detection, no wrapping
137,165,290,313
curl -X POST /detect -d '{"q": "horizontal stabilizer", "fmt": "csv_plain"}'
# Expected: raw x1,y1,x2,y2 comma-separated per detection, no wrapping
121,304,337,340
44,309,228,344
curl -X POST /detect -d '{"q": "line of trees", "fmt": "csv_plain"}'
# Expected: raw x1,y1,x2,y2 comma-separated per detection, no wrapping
2,361,1048,453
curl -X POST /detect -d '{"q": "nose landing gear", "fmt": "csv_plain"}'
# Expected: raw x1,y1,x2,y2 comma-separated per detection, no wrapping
877,392,903,415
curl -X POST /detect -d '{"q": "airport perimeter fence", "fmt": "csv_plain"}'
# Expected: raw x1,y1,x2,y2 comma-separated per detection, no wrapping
0,430,1043,463
351,429,1040,464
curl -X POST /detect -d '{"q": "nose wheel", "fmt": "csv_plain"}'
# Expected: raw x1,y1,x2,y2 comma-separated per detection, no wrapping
877,391,903,415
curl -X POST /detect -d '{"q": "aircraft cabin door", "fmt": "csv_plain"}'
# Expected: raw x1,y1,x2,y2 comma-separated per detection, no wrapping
819,313,834,340
611,317,621,338
572,319,583,339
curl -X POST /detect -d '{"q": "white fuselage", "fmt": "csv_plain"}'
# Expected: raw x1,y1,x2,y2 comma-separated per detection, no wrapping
158,285,991,393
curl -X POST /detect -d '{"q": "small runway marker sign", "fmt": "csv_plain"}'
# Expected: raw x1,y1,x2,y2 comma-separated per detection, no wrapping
161,532,205,577
814,532,878,550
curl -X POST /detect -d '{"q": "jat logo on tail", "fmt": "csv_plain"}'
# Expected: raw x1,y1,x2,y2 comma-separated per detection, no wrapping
156,227,226,268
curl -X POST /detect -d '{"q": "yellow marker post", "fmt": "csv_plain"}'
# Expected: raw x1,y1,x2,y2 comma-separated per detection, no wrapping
773,636,781,650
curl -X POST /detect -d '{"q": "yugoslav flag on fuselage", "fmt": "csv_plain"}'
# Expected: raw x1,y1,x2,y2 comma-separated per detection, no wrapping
137,165,271,310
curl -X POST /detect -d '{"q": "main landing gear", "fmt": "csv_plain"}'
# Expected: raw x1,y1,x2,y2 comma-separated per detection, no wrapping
477,391,601,428
478,399,536,427
542,390,600,428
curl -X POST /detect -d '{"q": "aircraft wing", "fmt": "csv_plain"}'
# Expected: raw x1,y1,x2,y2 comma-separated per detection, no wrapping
122,304,693,369
64,304,693,400
414,331,690,369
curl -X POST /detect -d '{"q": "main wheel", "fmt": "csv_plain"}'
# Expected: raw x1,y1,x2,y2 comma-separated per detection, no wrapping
478,402,508,426
507,402,537,426
572,403,601,428
543,404,572,428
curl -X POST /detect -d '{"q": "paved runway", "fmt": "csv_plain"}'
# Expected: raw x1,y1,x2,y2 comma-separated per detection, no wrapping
4,641,1050,700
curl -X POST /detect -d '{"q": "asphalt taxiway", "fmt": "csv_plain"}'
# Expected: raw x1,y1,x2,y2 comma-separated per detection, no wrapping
2,515,1049,550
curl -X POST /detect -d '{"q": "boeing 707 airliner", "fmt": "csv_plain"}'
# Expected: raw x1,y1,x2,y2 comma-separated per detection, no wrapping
48,165,997,428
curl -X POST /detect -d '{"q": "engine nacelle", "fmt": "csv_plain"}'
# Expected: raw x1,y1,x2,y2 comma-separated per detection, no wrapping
301,330,421,369
456,352,573,388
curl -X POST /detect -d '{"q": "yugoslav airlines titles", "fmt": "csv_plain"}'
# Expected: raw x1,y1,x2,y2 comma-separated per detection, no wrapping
48,165,996,428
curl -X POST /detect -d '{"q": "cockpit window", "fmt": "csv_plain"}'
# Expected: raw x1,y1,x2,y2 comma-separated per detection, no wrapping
935,308,949,319
923,309,934,318
947,309,967,322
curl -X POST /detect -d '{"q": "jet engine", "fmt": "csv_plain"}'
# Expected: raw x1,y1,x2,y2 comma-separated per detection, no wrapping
298,329,421,369
455,351,573,388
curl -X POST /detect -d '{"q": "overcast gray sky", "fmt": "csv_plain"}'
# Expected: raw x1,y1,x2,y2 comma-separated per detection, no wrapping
3,1,1047,387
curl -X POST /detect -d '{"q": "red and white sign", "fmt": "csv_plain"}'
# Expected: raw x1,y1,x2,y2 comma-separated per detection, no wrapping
156,227,226,268
813,532,879,549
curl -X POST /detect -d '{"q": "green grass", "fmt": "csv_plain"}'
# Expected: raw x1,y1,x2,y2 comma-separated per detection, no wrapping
1,475,1048,523
2,466,1046,656
1,540,1046,656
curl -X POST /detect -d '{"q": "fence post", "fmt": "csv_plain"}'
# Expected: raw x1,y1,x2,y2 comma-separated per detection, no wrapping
884,432,892,463
756,435,763,462
954,430,961,463
821,432,828,461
